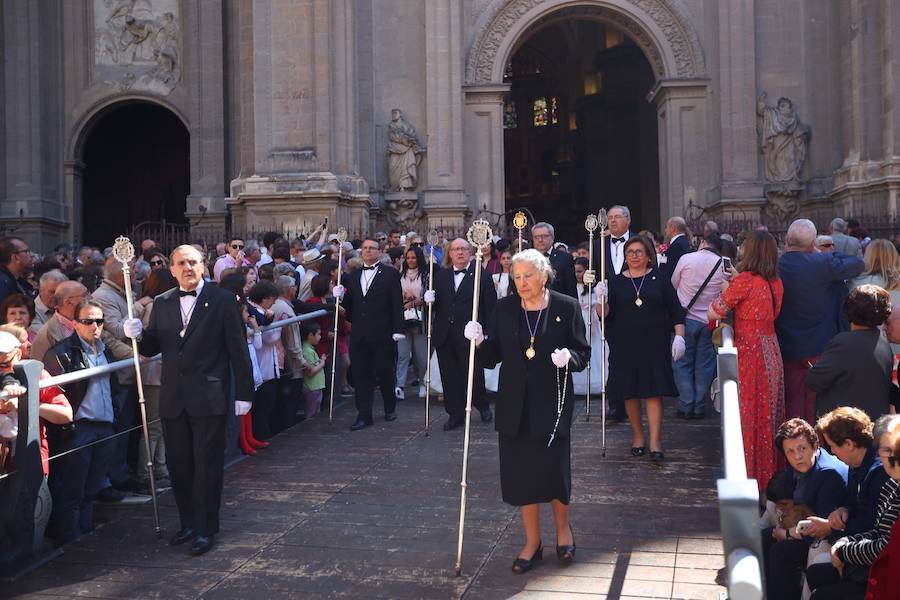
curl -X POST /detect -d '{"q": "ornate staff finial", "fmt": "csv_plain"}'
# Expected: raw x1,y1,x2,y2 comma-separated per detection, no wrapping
512,211,528,232
467,219,492,248
112,236,135,266
598,208,608,230
336,227,348,243
585,214,599,233
427,229,439,247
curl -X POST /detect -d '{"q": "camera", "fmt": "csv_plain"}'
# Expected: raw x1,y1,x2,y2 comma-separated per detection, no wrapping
723,257,732,271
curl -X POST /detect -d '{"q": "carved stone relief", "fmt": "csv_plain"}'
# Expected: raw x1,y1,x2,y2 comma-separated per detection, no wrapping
756,92,809,184
384,192,425,232
94,0,181,95
386,109,426,192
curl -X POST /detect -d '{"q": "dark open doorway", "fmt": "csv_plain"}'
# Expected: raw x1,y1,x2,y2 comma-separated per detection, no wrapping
503,19,659,242
81,102,189,248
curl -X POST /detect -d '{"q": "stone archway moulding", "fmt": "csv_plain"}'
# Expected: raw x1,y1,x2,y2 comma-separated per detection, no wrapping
465,0,707,85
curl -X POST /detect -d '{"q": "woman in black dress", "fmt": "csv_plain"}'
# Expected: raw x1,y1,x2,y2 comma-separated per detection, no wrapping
600,235,686,462
466,249,591,573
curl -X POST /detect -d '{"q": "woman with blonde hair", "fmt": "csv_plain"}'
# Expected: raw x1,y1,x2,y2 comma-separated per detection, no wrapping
852,238,900,352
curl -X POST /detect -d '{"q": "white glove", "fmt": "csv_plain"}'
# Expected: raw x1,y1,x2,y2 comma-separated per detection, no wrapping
671,335,686,362
583,270,596,285
551,348,571,368
463,321,484,346
332,284,345,299
597,280,608,301
392,333,406,342
235,401,252,416
423,289,436,304
123,318,143,339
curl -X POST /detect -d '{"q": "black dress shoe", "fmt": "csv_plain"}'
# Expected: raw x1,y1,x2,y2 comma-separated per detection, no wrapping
511,543,543,574
693,412,706,420
169,527,196,546
650,450,665,463
350,417,373,431
480,407,493,423
443,416,464,431
189,534,214,556
676,410,688,419
384,412,397,422
556,534,576,562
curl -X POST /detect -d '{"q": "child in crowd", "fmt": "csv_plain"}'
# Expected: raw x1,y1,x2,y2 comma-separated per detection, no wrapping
301,322,327,418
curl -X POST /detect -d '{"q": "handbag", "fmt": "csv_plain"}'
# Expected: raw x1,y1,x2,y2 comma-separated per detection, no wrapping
403,307,422,327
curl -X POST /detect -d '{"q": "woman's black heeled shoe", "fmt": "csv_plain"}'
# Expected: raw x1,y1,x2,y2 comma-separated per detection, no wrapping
556,535,576,561
631,446,646,457
511,543,543,574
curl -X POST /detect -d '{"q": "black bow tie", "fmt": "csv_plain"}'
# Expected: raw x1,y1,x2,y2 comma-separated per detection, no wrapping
362,265,377,271
454,269,467,276
612,237,625,244
179,289,197,297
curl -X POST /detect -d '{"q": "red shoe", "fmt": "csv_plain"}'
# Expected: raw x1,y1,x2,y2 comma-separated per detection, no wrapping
239,416,257,456
243,415,270,448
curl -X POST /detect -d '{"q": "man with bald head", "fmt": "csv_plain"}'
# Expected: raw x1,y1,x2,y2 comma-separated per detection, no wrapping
776,218,865,422
660,216,691,276
123,245,253,556
33,280,89,363
425,237,497,430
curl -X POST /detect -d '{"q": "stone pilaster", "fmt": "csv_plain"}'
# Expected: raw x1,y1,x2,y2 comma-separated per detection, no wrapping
463,84,508,221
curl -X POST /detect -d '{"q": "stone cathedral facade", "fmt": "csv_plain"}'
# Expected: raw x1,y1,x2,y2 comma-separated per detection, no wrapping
1,0,898,250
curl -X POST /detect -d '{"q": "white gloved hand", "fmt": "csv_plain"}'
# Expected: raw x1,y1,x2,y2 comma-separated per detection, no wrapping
235,401,252,416
551,348,571,368
597,280,608,301
582,270,596,285
332,284,345,299
463,321,484,346
123,318,143,339
392,333,406,342
423,289,436,304
671,335,686,362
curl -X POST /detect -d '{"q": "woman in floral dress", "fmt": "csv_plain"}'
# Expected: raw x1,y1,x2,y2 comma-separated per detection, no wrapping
709,231,785,490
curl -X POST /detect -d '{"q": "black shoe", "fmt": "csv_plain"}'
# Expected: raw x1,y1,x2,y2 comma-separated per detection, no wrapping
480,407,493,423
169,527,196,546
511,543,543,574
676,410,688,419
443,416,464,431
650,450,665,463
384,412,397,422
350,417,373,431
631,446,646,457
95,486,126,503
693,412,706,420
189,534,214,556
556,532,576,562
605,410,622,423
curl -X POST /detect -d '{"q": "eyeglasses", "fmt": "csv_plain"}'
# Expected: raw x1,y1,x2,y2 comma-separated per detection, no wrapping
76,318,104,326
231,244,244,250
13,248,30,255
818,243,834,248
625,249,646,257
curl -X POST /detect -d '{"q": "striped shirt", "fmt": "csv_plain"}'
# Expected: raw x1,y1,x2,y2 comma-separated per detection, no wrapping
837,478,900,565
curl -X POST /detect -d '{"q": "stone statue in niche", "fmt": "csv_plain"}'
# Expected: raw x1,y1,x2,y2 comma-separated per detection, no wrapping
756,92,809,183
94,0,181,95
387,109,426,191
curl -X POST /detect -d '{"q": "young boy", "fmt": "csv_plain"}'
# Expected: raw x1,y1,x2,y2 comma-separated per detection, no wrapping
301,322,327,418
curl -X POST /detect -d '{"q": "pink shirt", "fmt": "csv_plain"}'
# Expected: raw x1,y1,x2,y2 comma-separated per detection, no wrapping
670,249,727,323
213,254,252,281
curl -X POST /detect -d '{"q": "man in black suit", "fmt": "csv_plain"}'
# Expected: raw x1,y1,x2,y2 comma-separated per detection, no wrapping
531,222,576,298
660,216,691,277
332,239,405,430
123,245,253,556
424,238,497,430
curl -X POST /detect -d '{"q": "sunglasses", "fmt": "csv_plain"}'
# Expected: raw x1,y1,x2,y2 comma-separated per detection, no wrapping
76,318,105,326
149,259,164,266
376,237,387,242
819,243,834,248
231,244,245,250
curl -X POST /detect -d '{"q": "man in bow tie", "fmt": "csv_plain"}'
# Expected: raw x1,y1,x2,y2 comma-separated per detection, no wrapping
332,239,405,430
123,245,253,556
424,238,497,430
531,223,577,298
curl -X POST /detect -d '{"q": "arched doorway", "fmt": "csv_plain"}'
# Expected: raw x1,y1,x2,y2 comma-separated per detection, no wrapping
80,102,189,247
503,19,659,240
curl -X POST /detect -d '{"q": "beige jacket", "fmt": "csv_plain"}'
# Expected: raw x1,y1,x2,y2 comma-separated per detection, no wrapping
32,314,70,366
272,297,305,379
91,279,143,384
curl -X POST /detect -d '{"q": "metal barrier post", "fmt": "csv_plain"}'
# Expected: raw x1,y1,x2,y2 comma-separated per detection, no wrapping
715,326,765,600
0,359,61,581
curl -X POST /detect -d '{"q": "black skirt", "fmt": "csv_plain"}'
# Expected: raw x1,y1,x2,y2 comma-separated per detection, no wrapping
498,409,571,506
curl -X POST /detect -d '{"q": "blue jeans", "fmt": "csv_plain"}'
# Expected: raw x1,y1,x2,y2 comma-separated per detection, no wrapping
672,318,717,415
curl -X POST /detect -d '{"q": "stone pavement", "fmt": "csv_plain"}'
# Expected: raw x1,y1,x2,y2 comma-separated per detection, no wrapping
2,392,726,600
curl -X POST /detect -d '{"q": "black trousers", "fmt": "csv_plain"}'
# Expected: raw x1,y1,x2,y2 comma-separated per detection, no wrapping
251,378,277,440
436,336,488,419
807,563,867,600
162,413,226,536
761,527,808,600
349,338,397,420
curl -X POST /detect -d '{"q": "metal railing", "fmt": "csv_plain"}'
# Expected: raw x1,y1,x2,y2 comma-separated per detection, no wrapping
715,325,765,600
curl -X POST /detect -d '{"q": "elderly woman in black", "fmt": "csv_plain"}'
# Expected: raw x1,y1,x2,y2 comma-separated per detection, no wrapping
806,284,893,420
465,249,590,573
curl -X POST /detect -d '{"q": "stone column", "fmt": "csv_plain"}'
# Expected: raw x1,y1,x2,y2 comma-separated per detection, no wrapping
716,0,765,212
462,84,509,230
423,0,467,216
650,80,712,224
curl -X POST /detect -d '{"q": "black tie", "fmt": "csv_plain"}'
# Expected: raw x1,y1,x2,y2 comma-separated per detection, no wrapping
178,289,197,297
454,269,467,276
612,237,625,244
362,265,376,271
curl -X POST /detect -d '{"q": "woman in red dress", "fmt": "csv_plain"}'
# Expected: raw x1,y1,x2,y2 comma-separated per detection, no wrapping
709,231,785,491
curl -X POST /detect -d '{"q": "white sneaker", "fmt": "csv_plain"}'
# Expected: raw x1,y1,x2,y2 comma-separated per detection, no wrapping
419,385,427,397
395,386,405,400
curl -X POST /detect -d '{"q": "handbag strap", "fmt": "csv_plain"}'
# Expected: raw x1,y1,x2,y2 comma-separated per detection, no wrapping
686,258,722,311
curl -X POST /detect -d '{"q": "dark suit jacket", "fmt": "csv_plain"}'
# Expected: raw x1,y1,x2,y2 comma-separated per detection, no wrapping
431,262,496,348
137,283,254,419
592,230,633,278
805,328,893,419
546,249,577,298
341,263,404,342
661,235,690,277
479,291,590,439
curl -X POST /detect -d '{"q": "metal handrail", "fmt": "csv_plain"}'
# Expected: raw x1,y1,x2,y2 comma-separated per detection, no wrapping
37,309,328,390
715,323,765,600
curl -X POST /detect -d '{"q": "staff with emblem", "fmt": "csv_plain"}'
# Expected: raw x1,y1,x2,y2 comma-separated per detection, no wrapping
327,227,349,424
513,211,528,254
461,241,591,575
